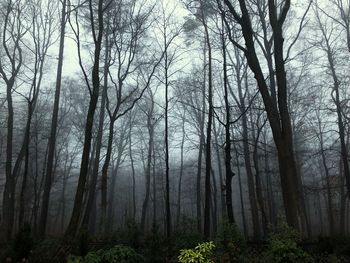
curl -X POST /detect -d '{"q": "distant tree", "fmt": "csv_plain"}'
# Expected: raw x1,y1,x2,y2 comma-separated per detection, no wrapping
314,4,350,232
0,0,27,240
18,0,56,230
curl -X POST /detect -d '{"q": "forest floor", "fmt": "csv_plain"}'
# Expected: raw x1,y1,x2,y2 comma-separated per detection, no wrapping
1,223,350,262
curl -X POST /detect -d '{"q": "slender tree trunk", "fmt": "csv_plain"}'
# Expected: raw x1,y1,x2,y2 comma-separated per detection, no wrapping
176,111,185,226
61,167,67,233
317,112,334,234
18,104,34,227
211,168,218,235
234,143,248,238
264,132,277,226
100,119,115,234
152,143,157,229
239,77,260,240
221,14,235,224
129,125,136,221
164,32,171,238
82,29,109,229
213,120,226,222
203,10,213,240
65,0,104,238
251,114,268,237
107,146,125,231
39,0,66,238
141,110,154,233
340,162,346,234
196,108,205,234
3,79,15,240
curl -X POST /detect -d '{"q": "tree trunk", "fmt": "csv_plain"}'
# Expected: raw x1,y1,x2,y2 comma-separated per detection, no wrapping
213,120,226,222
65,0,104,239
317,111,334,234
176,111,185,226
239,77,260,240
196,105,205,234
3,79,15,240
18,104,34,227
107,132,126,232
39,0,66,238
141,105,155,234
203,9,213,240
82,29,109,229
234,143,248,238
224,0,305,232
129,122,136,221
100,119,115,234
221,13,235,224
164,30,171,239
251,113,268,237
211,168,218,235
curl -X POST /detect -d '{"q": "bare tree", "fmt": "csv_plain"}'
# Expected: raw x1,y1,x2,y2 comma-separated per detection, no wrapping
0,0,27,240
65,0,105,238
223,0,308,232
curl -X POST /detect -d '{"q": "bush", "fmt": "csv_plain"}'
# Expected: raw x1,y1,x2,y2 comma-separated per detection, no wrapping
111,220,141,249
264,222,313,263
331,236,350,256
29,238,62,263
68,244,145,263
178,241,215,263
142,224,166,263
216,221,244,262
1,224,35,262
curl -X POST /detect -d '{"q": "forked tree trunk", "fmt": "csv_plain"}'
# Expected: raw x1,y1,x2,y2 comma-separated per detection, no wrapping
65,0,104,239
224,0,306,232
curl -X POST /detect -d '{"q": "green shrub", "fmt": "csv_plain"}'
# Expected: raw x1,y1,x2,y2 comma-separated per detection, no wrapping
142,224,166,263
29,238,62,263
216,221,244,261
2,224,35,262
111,220,141,249
265,222,313,263
178,241,215,263
68,244,145,263
331,236,350,256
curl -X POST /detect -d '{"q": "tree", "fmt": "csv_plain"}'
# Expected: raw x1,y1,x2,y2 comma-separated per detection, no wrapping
65,0,105,238
157,0,182,238
39,0,67,238
0,0,27,240
219,9,235,225
314,4,350,232
222,0,307,232
140,88,159,233
18,0,56,229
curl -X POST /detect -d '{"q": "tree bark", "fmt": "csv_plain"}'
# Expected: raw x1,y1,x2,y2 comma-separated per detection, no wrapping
65,0,104,239
224,0,305,232
141,98,155,234
164,29,171,238
176,110,186,226
221,13,235,224
203,5,213,239
39,0,66,238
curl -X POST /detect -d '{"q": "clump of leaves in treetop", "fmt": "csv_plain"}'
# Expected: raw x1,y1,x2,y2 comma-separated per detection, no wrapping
178,241,215,263
67,244,145,263
264,221,313,263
